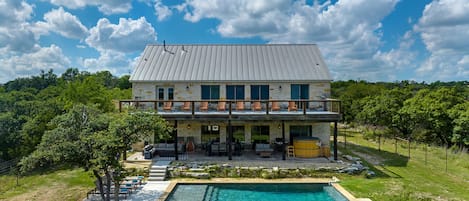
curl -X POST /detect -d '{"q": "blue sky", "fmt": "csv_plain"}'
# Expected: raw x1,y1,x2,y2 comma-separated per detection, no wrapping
0,0,468,83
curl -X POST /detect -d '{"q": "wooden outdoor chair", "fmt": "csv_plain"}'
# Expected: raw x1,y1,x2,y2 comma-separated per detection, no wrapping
163,101,172,111
271,101,280,111
252,101,262,111
236,101,245,111
200,101,209,111
181,101,191,111
217,101,226,111
288,101,297,111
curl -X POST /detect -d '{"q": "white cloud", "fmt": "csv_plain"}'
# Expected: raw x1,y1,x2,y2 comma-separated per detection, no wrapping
413,0,469,81
154,0,172,21
46,0,132,15
35,7,88,39
0,45,71,83
85,17,157,53
178,0,401,81
0,0,37,53
81,50,131,75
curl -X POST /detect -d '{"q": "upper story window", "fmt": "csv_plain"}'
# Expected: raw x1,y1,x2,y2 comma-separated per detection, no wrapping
251,85,269,100
201,85,220,100
291,84,309,100
226,85,245,100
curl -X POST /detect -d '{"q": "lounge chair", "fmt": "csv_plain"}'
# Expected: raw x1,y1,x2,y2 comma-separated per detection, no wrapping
252,101,262,111
288,101,297,111
200,101,209,111
271,101,280,111
217,101,226,111
163,101,172,111
236,101,245,111
182,101,191,111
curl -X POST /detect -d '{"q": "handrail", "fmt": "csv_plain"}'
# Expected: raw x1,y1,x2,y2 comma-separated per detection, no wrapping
119,99,341,115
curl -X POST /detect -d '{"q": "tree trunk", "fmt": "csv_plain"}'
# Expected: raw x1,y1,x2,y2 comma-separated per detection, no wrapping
105,170,111,201
93,170,106,201
114,178,120,201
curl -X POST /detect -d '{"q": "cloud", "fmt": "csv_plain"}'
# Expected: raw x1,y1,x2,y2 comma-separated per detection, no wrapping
46,0,132,15
85,17,157,53
0,0,37,53
413,0,469,81
178,0,401,81
0,45,71,83
154,0,172,21
35,7,88,39
81,50,132,75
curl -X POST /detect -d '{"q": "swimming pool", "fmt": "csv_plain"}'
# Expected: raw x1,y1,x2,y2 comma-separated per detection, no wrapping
165,183,349,201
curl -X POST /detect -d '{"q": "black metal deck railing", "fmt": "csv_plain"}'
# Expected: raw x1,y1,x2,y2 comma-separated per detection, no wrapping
119,99,341,120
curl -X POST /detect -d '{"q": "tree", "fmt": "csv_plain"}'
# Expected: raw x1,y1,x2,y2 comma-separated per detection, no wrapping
449,102,469,151
401,88,464,145
20,105,172,200
111,111,172,160
60,76,114,112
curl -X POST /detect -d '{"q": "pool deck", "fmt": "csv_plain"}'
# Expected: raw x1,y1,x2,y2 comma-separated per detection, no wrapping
158,178,368,201
120,153,370,201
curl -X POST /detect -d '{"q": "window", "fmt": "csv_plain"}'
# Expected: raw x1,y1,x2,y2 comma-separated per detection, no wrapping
226,85,245,100
251,126,270,143
289,125,312,144
201,125,220,143
251,85,269,100
201,85,220,100
291,84,309,100
226,126,245,142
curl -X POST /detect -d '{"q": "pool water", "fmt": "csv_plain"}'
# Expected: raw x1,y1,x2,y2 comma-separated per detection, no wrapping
166,183,348,201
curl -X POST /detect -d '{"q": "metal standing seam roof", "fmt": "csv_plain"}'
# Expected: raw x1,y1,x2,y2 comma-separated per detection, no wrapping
129,44,332,82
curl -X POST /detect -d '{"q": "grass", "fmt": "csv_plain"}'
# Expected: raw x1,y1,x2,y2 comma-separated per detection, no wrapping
337,129,469,201
0,168,94,201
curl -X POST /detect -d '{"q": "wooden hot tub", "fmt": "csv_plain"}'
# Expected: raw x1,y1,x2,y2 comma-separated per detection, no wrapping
293,137,321,158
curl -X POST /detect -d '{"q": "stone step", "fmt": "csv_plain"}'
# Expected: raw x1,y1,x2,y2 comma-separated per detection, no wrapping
148,177,165,181
149,173,166,177
150,169,166,173
151,166,167,169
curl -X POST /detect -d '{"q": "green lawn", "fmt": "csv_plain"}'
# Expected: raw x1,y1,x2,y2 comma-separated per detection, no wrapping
337,130,469,201
0,168,94,201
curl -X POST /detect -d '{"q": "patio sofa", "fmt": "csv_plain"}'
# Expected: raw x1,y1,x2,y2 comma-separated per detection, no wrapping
154,143,185,157
255,143,274,154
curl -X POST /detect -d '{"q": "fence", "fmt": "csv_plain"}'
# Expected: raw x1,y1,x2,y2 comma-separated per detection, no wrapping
336,128,467,173
0,158,19,175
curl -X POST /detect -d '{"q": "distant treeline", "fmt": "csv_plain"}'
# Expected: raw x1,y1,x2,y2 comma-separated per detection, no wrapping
332,80,468,151
0,68,131,161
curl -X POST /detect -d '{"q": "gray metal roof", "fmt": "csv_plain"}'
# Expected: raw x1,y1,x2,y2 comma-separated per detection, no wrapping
130,44,331,82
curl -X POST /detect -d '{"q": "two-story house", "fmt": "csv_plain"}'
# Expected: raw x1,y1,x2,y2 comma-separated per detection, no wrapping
121,44,341,160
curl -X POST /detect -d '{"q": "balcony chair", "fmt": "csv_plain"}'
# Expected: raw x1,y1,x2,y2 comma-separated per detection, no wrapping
288,101,297,111
271,101,280,111
182,101,191,111
252,101,262,111
236,101,245,111
163,101,172,111
200,101,209,111
217,101,226,111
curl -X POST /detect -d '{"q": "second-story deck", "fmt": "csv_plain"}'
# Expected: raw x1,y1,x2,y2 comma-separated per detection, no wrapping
119,100,341,121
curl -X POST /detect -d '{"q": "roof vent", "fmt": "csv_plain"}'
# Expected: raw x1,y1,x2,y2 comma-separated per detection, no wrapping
181,45,188,55
163,40,174,55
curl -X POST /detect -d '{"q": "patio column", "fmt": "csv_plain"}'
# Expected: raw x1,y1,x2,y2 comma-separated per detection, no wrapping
282,120,286,160
333,121,338,160
174,120,178,160
228,119,233,160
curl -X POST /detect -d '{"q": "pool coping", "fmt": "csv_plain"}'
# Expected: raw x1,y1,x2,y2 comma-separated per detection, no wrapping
157,178,366,201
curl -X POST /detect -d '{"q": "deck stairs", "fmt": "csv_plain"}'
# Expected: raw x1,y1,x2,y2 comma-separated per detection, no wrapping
148,160,170,181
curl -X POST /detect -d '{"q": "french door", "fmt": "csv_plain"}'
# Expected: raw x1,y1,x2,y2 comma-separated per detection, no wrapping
156,86,174,107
